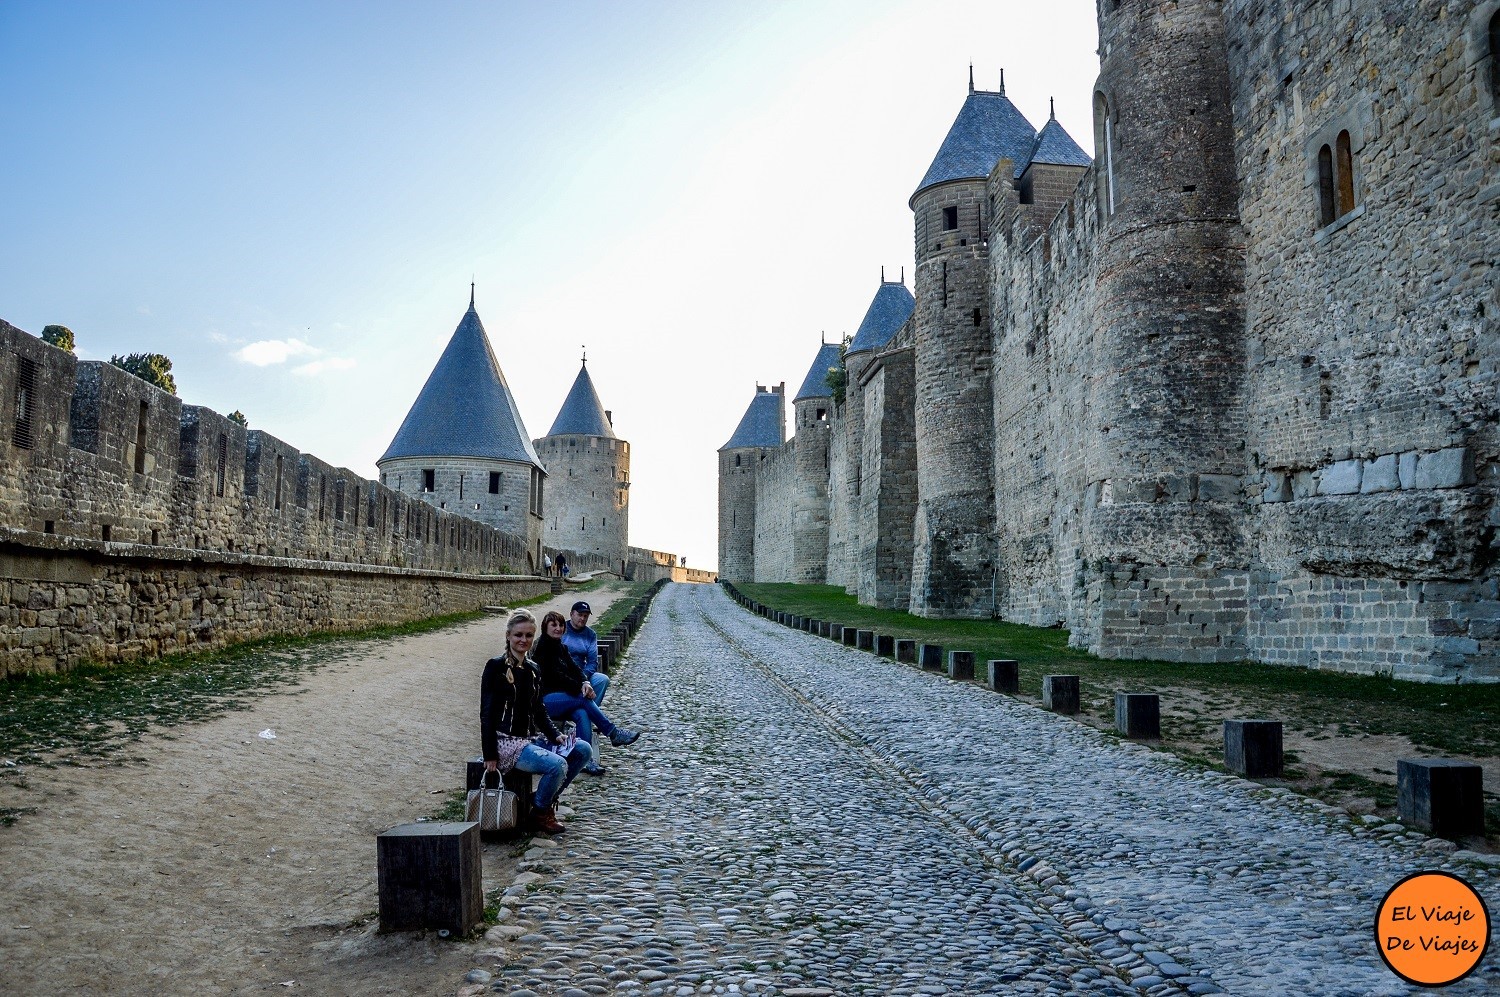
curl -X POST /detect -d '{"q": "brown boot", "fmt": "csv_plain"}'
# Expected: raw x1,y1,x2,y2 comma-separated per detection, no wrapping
529,805,566,835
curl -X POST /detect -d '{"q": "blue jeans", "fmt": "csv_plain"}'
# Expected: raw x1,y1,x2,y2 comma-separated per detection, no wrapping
589,672,609,708
543,692,615,747
513,741,591,808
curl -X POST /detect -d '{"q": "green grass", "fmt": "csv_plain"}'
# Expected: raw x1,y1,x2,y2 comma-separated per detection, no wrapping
592,582,653,636
0,610,485,771
737,582,1500,840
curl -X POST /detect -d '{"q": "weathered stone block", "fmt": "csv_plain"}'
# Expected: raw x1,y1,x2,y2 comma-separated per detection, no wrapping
1291,470,1317,499
1317,460,1362,496
1261,472,1291,503
895,638,916,663
1398,451,1420,489
1114,692,1160,738
1397,759,1484,836
1412,447,1475,490
987,659,1019,694
1041,675,1079,714
918,643,944,671
1196,474,1240,501
947,650,975,680
377,822,483,935
1223,720,1282,777
1360,454,1399,493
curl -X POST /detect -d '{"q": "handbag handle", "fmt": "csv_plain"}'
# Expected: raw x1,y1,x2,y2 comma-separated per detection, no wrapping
484,768,501,789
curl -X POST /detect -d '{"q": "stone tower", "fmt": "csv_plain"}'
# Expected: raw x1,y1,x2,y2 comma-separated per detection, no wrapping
378,292,547,569
908,79,1035,617
535,359,629,567
717,384,785,583
1085,0,1248,658
790,341,841,584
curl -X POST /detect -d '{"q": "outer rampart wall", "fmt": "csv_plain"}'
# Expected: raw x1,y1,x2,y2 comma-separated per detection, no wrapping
752,438,797,582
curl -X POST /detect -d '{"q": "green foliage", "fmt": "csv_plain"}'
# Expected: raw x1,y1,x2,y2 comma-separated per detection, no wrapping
227,410,248,427
110,352,177,395
41,324,75,353
823,335,851,404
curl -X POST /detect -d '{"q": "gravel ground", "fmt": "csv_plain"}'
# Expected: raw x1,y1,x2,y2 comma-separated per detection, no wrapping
466,582,1500,997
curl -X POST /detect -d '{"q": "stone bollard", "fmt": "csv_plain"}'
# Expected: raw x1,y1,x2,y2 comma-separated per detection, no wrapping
856,630,875,651
948,650,975,681
1398,759,1485,837
377,822,484,935
842,626,860,647
918,644,944,671
895,639,917,664
1223,720,1283,778
1114,692,1160,739
1042,675,1080,715
987,659,1019,694
875,634,895,657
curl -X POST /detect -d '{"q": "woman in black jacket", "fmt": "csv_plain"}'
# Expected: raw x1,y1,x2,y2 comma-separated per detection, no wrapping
481,609,592,834
534,610,641,776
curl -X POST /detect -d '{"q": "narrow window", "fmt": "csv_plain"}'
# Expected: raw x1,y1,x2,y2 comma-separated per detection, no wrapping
581,517,586,531
489,471,500,494
335,480,345,521
11,357,37,449
1335,131,1356,216
1095,93,1116,217
816,408,826,421
133,401,149,473
1317,144,1335,225
215,434,228,497
318,474,326,520
352,486,361,527
274,455,284,510
422,468,434,492
1491,11,1500,106
735,454,741,467
942,206,958,231
458,472,464,500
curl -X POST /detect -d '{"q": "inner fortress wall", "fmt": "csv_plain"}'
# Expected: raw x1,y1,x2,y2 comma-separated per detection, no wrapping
0,319,549,677
752,437,797,582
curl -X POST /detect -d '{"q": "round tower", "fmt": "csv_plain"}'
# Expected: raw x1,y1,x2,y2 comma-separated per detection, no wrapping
535,359,629,567
717,384,785,582
791,342,841,585
1085,0,1248,659
908,79,1037,618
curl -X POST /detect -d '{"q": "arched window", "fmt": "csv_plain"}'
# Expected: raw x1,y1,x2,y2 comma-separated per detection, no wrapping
1317,144,1335,225
1094,92,1116,217
1335,131,1356,215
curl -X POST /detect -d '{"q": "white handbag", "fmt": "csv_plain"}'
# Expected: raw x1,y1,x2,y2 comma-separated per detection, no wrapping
465,773,519,832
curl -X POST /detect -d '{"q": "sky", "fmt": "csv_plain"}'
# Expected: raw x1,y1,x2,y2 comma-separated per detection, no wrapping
0,0,1103,571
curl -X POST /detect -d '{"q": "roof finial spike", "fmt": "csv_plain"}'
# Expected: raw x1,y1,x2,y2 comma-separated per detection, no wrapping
968,63,974,93
470,279,475,308
881,265,886,283
1050,96,1056,120
901,265,905,284
999,68,1005,96
581,345,587,366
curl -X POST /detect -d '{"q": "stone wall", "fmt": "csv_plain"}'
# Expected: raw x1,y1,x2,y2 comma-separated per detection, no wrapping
791,398,832,584
752,438,797,582
856,344,918,608
824,392,856,591
717,449,760,583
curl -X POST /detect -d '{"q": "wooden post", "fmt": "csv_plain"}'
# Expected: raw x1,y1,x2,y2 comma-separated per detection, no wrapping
895,639,917,663
856,630,875,651
1114,692,1160,738
918,644,945,671
377,822,483,935
875,634,895,657
948,651,975,681
1042,675,1080,714
1398,759,1485,837
987,659,1019,694
1223,720,1282,777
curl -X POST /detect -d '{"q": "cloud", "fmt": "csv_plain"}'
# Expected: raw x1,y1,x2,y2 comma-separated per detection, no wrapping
233,338,317,366
292,356,356,376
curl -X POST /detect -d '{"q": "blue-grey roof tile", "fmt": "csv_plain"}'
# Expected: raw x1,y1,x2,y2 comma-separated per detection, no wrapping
846,282,916,356
912,89,1038,204
794,343,843,402
720,388,785,451
1026,115,1092,169
379,303,542,468
545,362,617,438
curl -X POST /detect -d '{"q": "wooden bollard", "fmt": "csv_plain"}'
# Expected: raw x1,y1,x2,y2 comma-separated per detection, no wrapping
875,634,894,656
918,644,944,671
856,630,875,651
1223,720,1282,777
1042,675,1080,714
828,624,844,642
377,822,483,935
1114,692,1160,739
987,659,1019,694
841,626,859,647
895,639,917,663
1398,759,1485,836
948,650,975,681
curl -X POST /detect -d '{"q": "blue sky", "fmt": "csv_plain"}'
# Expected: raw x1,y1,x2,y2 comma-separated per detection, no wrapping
1,0,1102,569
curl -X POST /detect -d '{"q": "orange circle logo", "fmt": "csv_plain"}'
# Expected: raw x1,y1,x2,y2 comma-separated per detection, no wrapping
1375,871,1491,987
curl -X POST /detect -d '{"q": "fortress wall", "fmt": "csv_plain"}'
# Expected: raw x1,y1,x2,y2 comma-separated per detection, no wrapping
717,449,760,582
990,164,1101,631
1227,0,1498,679
791,401,832,584
856,344,918,608
536,434,630,561
0,319,547,675
824,402,855,589
752,438,797,582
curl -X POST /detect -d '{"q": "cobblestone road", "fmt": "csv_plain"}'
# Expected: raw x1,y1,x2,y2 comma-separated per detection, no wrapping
471,584,1499,997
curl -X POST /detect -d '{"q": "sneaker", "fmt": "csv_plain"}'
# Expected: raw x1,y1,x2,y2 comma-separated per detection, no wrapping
582,762,608,776
529,805,566,835
609,727,642,747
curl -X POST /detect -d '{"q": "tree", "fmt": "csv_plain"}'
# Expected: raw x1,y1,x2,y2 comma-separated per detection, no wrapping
227,410,249,427
110,353,177,395
41,325,75,353
823,335,851,405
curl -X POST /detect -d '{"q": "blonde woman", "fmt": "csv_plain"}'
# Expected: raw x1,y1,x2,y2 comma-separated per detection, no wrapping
480,609,593,834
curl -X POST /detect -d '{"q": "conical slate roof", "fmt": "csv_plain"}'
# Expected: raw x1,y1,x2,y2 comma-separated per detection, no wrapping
545,362,616,438
1026,114,1092,169
720,389,785,451
379,302,542,468
846,282,916,356
794,343,843,402
911,89,1038,205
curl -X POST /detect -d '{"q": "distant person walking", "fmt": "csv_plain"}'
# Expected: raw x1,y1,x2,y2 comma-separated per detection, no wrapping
543,553,553,575
556,553,569,578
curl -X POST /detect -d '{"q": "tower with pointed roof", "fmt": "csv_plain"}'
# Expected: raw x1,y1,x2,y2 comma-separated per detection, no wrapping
717,383,785,582
377,294,547,570
534,358,630,566
788,340,841,584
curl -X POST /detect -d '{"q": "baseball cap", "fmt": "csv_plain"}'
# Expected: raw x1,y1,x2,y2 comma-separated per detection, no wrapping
571,601,592,615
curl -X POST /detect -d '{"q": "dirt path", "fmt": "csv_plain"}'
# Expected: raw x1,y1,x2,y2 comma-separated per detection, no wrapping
0,586,627,996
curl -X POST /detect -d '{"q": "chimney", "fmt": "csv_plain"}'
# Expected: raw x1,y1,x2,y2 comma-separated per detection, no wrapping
604,410,613,426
